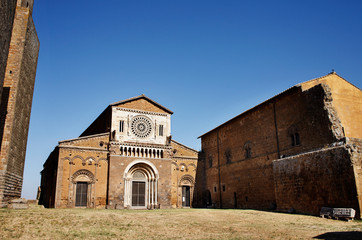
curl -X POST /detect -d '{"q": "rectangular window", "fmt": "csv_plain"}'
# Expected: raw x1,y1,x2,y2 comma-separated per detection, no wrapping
120,120,124,132
222,185,226,192
214,186,217,193
159,125,164,136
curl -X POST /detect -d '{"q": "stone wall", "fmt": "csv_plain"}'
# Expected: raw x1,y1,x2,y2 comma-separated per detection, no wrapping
55,134,109,208
170,140,198,207
0,0,39,207
39,148,59,208
273,146,360,217
0,0,17,102
195,83,342,210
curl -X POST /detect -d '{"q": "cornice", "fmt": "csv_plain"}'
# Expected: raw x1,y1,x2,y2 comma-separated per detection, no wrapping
59,145,109,152
110,141,172,150
114,107,169,117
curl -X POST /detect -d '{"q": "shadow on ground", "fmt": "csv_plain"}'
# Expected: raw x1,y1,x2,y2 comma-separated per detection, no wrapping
314,231,362,240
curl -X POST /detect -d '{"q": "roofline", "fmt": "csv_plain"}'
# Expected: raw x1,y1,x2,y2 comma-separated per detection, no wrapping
171,139,198,153
198,85,299,138
296,71,361,91
110,94,173,114
59,132,109,144
198,72,358,139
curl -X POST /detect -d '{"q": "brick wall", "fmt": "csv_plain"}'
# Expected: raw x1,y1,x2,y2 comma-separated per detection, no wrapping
0,0,17,102
195,81,356,214
273,146,360,217
0,1,39,207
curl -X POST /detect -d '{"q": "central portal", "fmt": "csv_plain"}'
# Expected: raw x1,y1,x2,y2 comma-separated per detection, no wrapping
124,160,159,209
132,181,146,206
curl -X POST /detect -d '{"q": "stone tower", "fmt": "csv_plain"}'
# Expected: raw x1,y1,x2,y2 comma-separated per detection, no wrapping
0,0,39,207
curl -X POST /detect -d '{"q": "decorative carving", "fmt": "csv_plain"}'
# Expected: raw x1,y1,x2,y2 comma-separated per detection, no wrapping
116,107,168,117
131,115,153,138
71,169,95,183
179,174,195,186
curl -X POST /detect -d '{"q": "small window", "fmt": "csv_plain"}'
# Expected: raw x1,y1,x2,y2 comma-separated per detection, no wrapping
291,133,300,146
119,120,124,132
214,186,217,193
225,149,232,164
208,155,213,168
244,142,252,159
222,185,226,192
159,125,164,136
289,125,300,147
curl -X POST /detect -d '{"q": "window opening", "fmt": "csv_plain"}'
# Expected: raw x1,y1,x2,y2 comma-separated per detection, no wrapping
208,155,213,168
225,149,232,164
159,125,164,136
244,142,252,159
119,120,124,132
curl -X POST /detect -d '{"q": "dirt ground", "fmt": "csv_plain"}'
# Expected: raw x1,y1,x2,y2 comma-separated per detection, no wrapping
0,205,361,240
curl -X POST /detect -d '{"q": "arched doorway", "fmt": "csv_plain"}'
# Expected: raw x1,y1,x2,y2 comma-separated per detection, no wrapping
124,160,159,209
179,175,195,208
71,169,95,208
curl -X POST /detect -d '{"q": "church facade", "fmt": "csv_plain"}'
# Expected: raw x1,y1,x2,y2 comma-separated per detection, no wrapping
194,73,362,217
39,95,198,209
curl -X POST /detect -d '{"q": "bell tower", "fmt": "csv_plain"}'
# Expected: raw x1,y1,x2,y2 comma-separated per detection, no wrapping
0,0,39,207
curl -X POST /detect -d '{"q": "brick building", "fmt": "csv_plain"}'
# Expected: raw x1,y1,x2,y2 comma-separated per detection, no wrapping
0,0,39,207
194,72,362,217
39,95,198,209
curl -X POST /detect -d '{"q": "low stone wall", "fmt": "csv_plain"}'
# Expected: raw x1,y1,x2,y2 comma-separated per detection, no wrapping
7,198,28,209
273,145,360,217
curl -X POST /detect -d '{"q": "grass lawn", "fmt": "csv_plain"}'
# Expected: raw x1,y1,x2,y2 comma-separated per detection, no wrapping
0,205,361,239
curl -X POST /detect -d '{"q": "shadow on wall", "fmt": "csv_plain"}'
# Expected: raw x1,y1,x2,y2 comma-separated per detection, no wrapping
314,231,362,240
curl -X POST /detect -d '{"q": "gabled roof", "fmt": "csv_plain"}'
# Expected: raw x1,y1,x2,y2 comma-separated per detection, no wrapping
110,94,173,114
198,72,360,138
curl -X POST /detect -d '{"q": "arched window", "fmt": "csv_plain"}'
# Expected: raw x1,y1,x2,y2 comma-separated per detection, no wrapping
244,142,252,159
225,149,232,164
208,155,213,168
288,125,301,146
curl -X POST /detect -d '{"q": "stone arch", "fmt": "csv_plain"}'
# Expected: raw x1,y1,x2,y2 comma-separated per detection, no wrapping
124,159,159,179
62,157,71,161
70,169,95,208
179,174,195,186
178,174,195,208
171,162,179,170
188,163,197,169
71,155,85,165
71,169,95,184
96,158,108,164
85,156,96,165
123,160,159,209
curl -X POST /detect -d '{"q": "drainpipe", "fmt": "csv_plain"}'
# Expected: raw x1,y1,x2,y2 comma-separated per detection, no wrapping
273,101,281,159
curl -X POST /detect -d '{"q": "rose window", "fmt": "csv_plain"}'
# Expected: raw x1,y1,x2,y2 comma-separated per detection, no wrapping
131,116,152,138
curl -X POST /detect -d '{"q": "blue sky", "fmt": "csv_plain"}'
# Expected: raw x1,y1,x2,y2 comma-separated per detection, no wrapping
22,0,362,199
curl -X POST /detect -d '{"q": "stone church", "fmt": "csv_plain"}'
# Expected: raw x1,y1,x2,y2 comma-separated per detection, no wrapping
39,95,198,209
194,72,362,217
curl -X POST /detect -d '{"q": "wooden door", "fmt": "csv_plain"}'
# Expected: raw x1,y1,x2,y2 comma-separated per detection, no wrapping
132,181,146,206
182,186,190,207
75,182,88,207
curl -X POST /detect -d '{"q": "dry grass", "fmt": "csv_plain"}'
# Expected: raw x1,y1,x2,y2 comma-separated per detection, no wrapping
0,205,361,240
